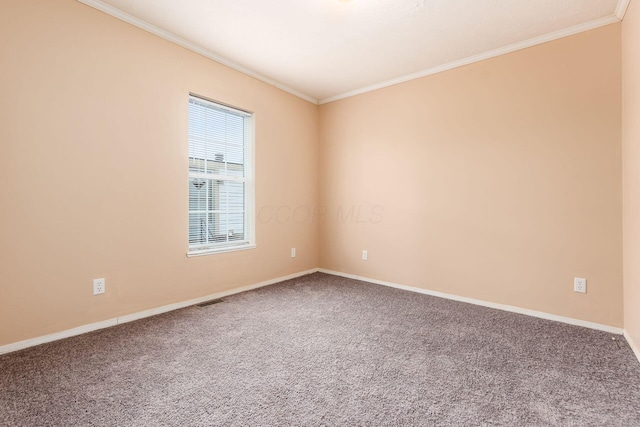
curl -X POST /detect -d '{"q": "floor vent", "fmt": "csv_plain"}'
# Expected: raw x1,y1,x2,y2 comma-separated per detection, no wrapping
195,298,224,308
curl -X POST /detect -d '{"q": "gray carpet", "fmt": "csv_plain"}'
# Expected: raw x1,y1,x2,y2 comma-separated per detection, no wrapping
1,272,639,426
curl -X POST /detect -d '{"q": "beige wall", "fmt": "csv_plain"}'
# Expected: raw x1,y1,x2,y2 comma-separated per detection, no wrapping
623,1,640,352
319,25,623,327
0,0,319,346
0,0,629,349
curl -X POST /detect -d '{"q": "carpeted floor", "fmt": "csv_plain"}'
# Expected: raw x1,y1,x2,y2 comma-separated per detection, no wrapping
1,272,639,426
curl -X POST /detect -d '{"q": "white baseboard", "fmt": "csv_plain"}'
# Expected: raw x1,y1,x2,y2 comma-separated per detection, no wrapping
624,331,640,364
0,319,119,356
3,267,633,359
117,268,319,324
318,268,624,335
0,268,319,355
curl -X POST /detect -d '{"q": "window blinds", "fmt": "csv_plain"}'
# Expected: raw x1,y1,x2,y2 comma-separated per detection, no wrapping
188,95,253,253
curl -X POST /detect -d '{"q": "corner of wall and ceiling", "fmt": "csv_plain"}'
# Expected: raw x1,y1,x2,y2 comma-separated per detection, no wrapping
77,0,630,106
319,10,628,104
75,0,319,105
616,0,631,20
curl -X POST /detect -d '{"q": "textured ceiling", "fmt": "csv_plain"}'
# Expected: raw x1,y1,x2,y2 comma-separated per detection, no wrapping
82,0,627,104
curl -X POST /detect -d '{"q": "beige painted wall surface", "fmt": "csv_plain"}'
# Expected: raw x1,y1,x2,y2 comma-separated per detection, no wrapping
319,25,623,327
623,0,640,350
0,0,319,346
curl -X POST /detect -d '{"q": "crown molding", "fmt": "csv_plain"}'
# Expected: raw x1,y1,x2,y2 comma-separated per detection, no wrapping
76,0,319,105
319,14,620,104
615,0,631,19
77,0,625,107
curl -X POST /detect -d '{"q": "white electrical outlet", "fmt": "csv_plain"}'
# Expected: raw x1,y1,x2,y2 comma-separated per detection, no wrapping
574,277,586,293
291,248,296,258
93,278,105,295
362,250,368,261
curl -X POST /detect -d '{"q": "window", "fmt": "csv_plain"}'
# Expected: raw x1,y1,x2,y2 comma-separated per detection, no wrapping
187,95,255,256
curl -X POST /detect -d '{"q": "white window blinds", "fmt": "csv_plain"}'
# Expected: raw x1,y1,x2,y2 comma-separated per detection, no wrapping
188,95,255,255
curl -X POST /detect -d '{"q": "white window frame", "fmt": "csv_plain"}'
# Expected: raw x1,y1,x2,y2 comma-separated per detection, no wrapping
187,94,256,257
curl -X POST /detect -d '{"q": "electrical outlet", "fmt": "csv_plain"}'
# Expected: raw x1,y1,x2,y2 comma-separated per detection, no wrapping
362,250,368,261
574,277,586,293
291,248,296,258
93,278,105,295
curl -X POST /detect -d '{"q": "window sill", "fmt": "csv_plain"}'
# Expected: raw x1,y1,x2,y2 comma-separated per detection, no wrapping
187,244,257,257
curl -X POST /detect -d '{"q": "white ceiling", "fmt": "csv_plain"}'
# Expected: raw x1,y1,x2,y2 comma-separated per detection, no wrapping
80,0,629,104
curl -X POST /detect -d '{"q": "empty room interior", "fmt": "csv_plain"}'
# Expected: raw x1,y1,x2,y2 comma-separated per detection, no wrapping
2,0,640,425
